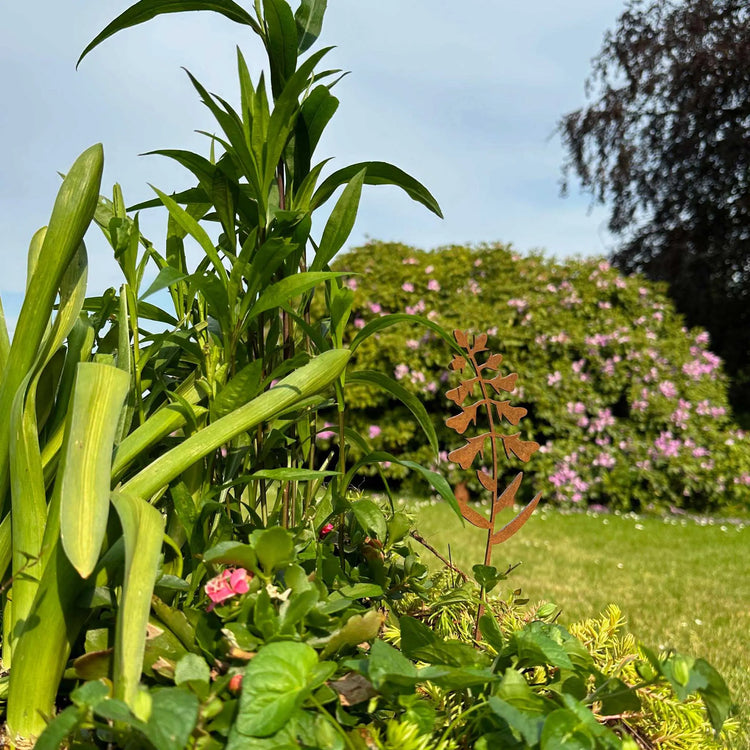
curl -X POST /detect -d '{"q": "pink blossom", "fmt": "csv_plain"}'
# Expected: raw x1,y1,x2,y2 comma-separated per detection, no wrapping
614,277,627,289
368,302,382,314
598,260,611,272
368,425,382,439
319,523,335,538
508,298,527,311
425,265,434,274
468,280,482,295
402,257,418,265
427,279,441,292
653,431,681,458
567,401,586,415
547,371,562,386
205,568,252,611
402,282,414,293
598,301,612,309
593,452,616,469
546,283,557,293
405,299,426,315
695,331,710,346
354,317,366,329
474,258,483,267
345,278,358,291
394,364,409,380
659,381,677,399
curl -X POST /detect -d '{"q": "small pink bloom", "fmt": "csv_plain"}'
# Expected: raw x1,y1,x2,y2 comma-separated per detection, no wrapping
402,282,414,292
228,673,243,694
205,568,252,611
427,279,441,291
368,425,382,439
319,522,335,538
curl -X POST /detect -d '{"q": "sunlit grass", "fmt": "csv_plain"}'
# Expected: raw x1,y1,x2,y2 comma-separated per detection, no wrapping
407,500,750,742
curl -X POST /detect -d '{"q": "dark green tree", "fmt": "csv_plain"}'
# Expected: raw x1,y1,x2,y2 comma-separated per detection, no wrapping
559,0,750,422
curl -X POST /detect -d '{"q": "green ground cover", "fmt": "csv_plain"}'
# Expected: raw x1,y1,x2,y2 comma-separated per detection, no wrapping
410,500,750,742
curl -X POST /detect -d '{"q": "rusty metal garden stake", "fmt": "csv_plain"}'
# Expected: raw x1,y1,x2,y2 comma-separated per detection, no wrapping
444,330,542,636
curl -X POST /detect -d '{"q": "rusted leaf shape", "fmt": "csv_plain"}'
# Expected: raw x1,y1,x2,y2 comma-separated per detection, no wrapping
458,498,491,529
501,434,540,463
494,471,523,514
477,469,496,493
494,400,527,426
491,492,542,544
487,371,518,393
446,403,480,434
454,329,469,348
485,352,503,370
448,435,485,470
446,380,475,406
472,333,488,352
451,355,467,371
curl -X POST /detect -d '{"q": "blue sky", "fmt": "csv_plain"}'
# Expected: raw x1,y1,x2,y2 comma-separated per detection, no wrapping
0,1,624,330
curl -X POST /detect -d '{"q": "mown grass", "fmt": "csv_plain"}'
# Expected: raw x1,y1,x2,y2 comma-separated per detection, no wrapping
409,501,750,743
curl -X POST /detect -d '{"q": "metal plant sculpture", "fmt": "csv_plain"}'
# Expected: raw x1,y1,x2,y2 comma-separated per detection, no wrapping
445,330,542,575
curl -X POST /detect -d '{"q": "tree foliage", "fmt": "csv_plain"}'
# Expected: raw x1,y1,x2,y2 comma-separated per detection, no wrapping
558,0,750,420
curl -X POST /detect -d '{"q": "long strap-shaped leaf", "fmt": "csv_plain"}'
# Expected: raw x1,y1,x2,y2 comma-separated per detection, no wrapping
0,144,102,511
111,492,166,708
122,348,350,499
77,0,262,67
6,361,128,742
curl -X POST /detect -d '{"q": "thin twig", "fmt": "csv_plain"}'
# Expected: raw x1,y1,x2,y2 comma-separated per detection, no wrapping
409,530,469,581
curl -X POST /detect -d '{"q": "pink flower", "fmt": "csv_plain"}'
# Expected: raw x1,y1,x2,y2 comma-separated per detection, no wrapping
319,523,335,538
402,257,418,265
659,381,677,399
425,265,434,274
205,568,252,611
345,278,358,291
547,371,562,386
695,331,710,346
402,282,414,292
368,302,382,314
427,279,441,291
354,317,366,329
368,425,382,439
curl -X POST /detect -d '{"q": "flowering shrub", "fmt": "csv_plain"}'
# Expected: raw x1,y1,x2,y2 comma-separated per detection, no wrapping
332,242,750,512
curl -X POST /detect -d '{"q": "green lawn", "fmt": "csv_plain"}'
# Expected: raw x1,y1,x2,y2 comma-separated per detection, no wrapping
409,500,750,742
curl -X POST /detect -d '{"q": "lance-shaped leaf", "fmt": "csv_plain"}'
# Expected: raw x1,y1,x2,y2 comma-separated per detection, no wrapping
60,364,130,578
448,435,486,470
78,0,262,67
487,371,518,393
494,472,523,514
457,497,491,530
111,492,166,709
491,492,542,545
295,0,327,52
477,469,496,493
494,400,528,426
501,434,540,463
446,402,480,435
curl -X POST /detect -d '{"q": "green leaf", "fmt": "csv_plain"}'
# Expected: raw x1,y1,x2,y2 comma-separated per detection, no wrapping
346,370,438,455
211,361,263,420
111,492,167,709
510,622,576,671
366,638,418,691
78,0,261,67
174,653,211,687
250,271,343,320
203,541,258,571
34,705,86,750
140,265,188,300
539,709,592,750
350,498,387,540
311,169,365,272
254,527,294,573
473,564,502,593
311,161,442,218
235,642,328,737
121,348,350,500
488,696,544,746
478,613,505,651
263,0,298,96
339,583,383,599
295,0,327,52
249,468,338,482
0,145,103,506
350,312,459,353
320,610,384,658
60,364,130,578
145,688,200,750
